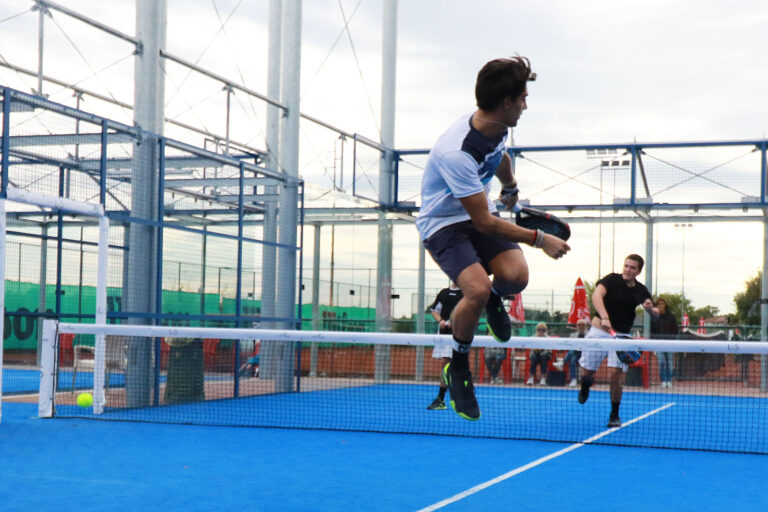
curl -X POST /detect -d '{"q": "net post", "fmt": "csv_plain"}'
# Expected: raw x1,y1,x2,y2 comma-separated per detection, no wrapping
38,319,57,418
92,214,109,414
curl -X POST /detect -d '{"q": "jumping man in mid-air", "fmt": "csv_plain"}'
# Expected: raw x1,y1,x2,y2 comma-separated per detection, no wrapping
416,56,570,420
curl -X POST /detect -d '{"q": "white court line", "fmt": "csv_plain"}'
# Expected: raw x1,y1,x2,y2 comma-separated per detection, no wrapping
3,392,40,399
415,402,676,512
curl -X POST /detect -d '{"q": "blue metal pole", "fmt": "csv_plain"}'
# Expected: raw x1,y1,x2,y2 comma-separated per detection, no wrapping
352,135,358,197
99,120,108,203
1,87,11,197
761,142,766,204
630,145,638,206
295,182,305,392
233,161,245,398
55,166,64,316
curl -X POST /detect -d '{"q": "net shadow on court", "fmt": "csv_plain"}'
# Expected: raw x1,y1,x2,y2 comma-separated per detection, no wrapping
52,383,768,454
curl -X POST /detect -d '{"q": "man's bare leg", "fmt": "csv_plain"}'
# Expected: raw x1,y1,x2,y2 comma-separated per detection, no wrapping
440,263,490,421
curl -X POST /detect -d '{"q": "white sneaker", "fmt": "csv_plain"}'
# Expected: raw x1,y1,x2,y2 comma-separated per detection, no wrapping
496,377,504,385
526,377,534,385
540,377,547,386
661,381,669,388
667,381,673,388
569,379,577,387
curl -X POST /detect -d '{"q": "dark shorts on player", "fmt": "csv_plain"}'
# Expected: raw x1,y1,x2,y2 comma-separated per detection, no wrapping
423,218,521,283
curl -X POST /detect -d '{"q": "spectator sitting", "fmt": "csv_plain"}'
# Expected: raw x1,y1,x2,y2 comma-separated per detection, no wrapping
559,318,587,387
527,322,551,385
238,355,260,378
485,346,506,384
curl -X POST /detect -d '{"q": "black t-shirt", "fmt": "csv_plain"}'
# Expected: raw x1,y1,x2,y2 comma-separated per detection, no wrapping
651,312,679,338
596,273,651,334
429,287,463,321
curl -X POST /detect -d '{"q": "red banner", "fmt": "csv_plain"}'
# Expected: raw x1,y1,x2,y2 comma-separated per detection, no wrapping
567,277,590,324
682,314,690,328
508,293,525,323
698,317,706,334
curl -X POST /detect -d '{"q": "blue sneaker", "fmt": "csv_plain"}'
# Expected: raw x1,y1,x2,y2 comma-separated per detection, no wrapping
442,362,480,421
485,292,511,342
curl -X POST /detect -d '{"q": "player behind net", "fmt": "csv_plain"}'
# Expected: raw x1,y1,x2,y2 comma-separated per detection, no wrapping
578,254,659,427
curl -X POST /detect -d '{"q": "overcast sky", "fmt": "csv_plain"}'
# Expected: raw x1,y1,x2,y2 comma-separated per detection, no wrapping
1,0,766,318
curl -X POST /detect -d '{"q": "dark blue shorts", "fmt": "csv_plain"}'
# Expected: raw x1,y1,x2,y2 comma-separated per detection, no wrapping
423,219,521,283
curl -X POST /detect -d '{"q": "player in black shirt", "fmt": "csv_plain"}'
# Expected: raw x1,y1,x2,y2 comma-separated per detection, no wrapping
578,254,659,427
426,283,464,410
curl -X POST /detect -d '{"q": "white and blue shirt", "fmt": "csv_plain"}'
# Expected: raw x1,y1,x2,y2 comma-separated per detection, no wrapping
415,113,507,240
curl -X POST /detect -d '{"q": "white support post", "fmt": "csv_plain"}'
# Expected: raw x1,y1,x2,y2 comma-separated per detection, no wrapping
38,319,56,418
92,213,109,413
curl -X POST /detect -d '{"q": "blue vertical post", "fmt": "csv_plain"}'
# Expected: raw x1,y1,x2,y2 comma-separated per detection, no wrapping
153,138,166,406
392,151,399,208
630,145,638,206
98,120,108,322
1,88,10,196
55,166,64,316
352,135,357,197
295,182,305,392
99,120,108,204
761,142,766,204
233,161,245,398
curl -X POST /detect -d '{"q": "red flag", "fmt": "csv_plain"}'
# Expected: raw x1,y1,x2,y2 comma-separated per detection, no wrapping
698,317,706,334
568,277,590,324
508,293,525,323
682,314,690,328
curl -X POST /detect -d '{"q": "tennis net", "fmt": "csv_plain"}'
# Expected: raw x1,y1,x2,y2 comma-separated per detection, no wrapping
40,321,768,454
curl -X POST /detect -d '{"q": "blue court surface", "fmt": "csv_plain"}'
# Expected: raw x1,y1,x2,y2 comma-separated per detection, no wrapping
1,401,766,512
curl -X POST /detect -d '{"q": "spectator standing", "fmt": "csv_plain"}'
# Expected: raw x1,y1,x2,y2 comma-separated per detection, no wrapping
651,297,679,388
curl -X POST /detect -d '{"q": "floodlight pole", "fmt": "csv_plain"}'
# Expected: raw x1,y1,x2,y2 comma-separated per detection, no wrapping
258,0,282,381
374,0,397,382
274,0,301,393
126,0,166,408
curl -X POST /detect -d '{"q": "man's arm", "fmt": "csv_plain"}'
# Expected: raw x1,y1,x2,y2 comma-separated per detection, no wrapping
591,283,612,332
642,298,659,318
458,192,569,260
495,152,515,186
495,153,519,210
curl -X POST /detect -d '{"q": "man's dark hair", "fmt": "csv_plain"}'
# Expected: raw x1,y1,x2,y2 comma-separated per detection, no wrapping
626,254,644,272
475,56,536,111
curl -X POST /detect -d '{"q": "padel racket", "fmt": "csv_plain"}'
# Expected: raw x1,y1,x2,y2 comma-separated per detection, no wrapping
616,350,642,364
611,332,642,364
512,204,571,241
